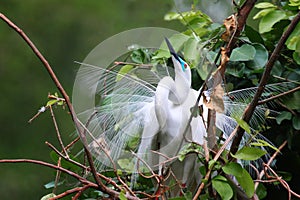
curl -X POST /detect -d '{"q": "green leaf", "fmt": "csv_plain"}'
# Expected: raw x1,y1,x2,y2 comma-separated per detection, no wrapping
44,180,64,189
212,175,233,200
222,162,243,177
183,37,199,61
253,8,276,20
227,62,245,77
222,162,254,198
251,139,279,152
231,146,267,161
286,23,300,50
289,0,300,8
276,111,292,124
292,115,300,130
153,34,190,60
247,44,268,69
245,25,264,44
284,91,300,110
255,2,277,9
230,44,256,61
234,117,251,134
163,34,190,52
178,143,203,161
236,168,255,198
116,64,134,81
208,159,216,170
119,191,127,200
256,183,267,199
46,99,59,107
259,10,287,33
152,49,170,60
117,158,135,172
41,193,56,200
293,51,300,65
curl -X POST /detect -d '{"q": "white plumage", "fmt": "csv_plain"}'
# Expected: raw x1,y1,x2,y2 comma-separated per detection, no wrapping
74,40,293,196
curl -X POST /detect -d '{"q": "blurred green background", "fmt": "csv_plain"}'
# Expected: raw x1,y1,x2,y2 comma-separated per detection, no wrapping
0,1,181,199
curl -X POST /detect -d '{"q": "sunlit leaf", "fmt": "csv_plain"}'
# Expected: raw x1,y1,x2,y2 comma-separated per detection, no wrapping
41,193,56,200
212,175,233,200
253,8,276,20
286,23,300,51
230,44,256,61
184,37,199,61
116,65,134,81
251,139,279,152
289,0,300,8
255,2,277,9
119,191,127,200
118,158,135,172
46,99,59,107
231,146,267,161
208,160,216,170
259,10,287,33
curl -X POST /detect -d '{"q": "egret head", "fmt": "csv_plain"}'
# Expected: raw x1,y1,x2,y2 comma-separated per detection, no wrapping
165,38,191,84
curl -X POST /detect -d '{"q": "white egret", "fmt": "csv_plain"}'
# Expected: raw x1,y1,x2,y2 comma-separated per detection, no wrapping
74,38,294,197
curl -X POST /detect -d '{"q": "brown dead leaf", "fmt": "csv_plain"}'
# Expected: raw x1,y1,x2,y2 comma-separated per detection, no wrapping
203,83,225,113
221,14,237,42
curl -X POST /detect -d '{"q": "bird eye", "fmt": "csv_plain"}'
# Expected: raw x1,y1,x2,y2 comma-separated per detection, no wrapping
184,63,188,68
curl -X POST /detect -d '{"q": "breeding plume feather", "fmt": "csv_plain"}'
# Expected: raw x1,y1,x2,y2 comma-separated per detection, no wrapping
74,39,295,196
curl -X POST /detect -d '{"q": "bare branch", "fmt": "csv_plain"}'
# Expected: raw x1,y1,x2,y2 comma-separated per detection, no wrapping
254,140,287,190
49,105,69,158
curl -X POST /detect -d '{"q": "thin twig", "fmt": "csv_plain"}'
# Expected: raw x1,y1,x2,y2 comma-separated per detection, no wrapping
53,157,62,195
45,141,123,191
254,140,287,190
0,159,95,185
257,85,300,105
50,185,93,200
49,105,69,158
71,185,91,200
64,136,80,151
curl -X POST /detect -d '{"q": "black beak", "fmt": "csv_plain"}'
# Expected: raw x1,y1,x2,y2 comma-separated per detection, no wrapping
165,38,180,62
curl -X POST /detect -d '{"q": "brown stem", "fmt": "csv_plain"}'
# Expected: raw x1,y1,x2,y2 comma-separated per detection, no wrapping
257,85,300,105
0,159,95,184
229,10,300,156
49,105,69,158
254,140,287,190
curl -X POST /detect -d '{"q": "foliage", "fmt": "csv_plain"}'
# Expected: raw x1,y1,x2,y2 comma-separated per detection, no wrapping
1,0,300,199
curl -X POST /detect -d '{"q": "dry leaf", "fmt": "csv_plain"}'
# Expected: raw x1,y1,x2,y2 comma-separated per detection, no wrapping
203,83,225,113
221,14,237,42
